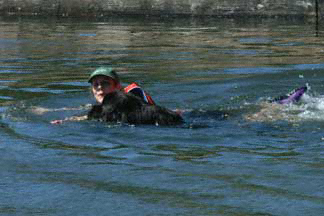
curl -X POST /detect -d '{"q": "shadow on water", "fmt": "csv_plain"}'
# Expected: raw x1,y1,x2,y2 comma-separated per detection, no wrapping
1,16,324,215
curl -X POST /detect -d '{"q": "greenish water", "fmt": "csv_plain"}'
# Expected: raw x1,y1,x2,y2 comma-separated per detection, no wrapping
1,16,324,215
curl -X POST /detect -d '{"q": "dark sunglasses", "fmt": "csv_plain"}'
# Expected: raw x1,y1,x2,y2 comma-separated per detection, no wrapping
92,80,111,89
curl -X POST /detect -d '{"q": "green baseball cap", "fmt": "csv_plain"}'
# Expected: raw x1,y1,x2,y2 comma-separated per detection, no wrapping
88,67,120,83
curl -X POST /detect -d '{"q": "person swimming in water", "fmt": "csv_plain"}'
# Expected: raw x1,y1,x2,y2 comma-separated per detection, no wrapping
51,67,307,124
51,67,156,124
85,67,183,125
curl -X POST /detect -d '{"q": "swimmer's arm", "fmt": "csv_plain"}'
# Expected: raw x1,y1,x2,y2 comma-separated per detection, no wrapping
51,115,88,124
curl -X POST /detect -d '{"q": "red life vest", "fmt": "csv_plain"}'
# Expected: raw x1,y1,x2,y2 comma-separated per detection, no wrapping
123,82,155,105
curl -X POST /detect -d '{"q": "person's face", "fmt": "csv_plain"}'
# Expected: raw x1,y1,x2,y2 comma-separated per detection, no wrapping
91,76,118,104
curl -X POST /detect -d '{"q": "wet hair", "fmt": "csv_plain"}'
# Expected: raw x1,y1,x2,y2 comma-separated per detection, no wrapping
87,91,184,126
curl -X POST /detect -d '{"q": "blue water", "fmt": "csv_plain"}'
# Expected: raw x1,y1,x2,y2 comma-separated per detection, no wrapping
1,16,324,215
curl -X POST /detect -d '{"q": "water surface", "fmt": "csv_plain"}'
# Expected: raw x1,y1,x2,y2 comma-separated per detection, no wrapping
1,16,324,215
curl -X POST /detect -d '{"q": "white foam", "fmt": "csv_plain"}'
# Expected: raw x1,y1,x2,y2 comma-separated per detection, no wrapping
246,90,324,122
295,93,324,120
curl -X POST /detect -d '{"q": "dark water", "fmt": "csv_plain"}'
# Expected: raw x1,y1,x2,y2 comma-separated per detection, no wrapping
1,16,324,215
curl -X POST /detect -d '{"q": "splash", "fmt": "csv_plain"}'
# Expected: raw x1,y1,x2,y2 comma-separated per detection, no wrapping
245,89,324,123
296,93,324,121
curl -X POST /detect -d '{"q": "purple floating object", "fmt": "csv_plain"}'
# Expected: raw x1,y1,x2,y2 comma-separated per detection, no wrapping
272,86,307,104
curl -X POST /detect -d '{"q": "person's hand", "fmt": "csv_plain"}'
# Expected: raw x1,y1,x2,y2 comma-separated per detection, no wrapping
50,120,64,124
